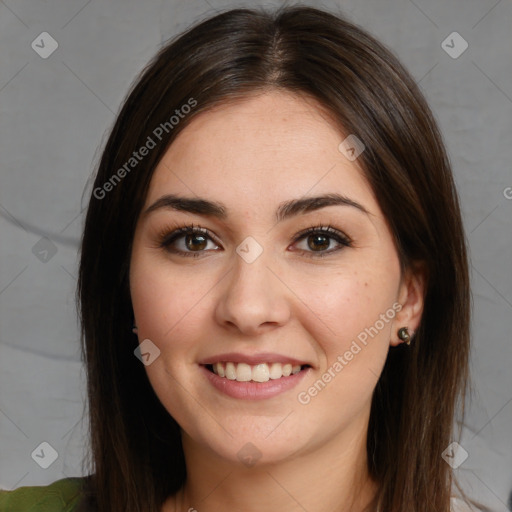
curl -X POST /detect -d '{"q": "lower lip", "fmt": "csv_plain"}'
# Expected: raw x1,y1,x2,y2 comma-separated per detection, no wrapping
200,365,311,400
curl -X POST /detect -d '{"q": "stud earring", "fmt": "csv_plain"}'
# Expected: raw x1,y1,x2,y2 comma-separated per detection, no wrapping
132,324,138,334
397,327,412,345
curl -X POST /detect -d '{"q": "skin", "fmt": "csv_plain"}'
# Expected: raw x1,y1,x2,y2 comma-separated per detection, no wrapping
129,90,425,512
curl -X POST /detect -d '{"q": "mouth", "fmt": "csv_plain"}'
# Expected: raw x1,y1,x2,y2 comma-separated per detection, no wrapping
203,362,311,383
198,354,312,400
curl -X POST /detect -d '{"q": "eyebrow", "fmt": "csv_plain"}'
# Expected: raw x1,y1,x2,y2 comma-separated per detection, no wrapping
143,192,370,222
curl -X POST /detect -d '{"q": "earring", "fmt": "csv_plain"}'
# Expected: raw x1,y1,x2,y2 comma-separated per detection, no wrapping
397,327,412,346
132,324,138,334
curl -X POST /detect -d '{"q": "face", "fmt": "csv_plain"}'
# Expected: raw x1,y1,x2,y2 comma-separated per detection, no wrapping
129,90,423,467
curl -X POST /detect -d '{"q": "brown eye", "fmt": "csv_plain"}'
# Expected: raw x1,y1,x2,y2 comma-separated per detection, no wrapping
292,225,352,257
159,225,220,257
307,234,330,251
185,233,208,251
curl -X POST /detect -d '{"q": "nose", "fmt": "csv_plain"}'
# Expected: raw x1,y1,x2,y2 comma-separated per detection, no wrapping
214,248,291,336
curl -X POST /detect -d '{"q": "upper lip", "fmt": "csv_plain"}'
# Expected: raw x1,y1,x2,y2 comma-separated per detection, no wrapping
198,352,311,367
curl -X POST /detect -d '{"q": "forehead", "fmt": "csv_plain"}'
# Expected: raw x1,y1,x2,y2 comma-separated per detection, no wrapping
145,91,377,218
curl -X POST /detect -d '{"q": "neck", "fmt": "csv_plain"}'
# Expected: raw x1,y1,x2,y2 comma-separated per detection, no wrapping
167,415,378,512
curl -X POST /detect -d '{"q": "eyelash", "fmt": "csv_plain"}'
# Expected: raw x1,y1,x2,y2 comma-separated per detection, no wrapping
156,223,352,259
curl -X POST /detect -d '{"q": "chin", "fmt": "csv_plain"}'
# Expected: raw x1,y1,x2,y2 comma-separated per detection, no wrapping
181,418,314,467
212,436,306,468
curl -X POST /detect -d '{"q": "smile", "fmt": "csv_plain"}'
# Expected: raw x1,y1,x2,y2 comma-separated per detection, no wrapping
200,363,311,400
206,362,307,382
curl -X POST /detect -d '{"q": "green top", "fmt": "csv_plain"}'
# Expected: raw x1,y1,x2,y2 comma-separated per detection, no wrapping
0,478,475,511
0,477,86,512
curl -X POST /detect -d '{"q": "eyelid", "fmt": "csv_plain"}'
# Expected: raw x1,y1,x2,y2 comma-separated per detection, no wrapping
292,224,351,245
290,224,352,258
156,222,352,257
157,223,221,252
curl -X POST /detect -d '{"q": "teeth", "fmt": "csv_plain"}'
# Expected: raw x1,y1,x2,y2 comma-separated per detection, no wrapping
236,363,252,382
216,363,225,378
211,362,303,382
252,363,269,382
269,363,282,380
225,362,237,380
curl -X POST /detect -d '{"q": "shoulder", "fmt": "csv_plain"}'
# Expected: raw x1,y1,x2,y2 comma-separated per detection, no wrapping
0,476,86,512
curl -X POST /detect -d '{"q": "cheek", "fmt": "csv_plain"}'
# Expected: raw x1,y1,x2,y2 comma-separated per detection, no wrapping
295,268,398,352
293,274,397,419
129,253,208,410
129,251,207,354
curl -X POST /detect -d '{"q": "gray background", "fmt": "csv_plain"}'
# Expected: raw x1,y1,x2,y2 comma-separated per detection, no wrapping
0,0,511,510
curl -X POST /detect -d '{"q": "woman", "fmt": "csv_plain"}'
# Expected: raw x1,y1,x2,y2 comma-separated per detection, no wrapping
0,5,481,512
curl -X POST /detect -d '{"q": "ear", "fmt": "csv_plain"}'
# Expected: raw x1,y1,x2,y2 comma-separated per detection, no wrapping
389,263,427,347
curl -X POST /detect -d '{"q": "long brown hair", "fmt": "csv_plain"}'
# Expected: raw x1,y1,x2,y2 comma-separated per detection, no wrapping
77,6,472,511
